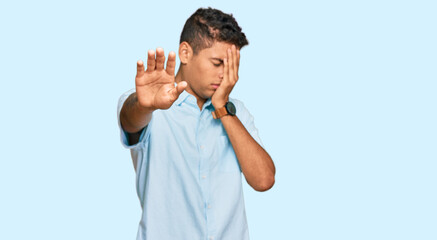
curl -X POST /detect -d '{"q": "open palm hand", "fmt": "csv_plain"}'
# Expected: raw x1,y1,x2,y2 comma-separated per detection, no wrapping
135,48,187,110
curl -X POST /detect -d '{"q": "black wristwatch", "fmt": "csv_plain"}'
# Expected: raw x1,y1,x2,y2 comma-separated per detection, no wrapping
212,102,236,119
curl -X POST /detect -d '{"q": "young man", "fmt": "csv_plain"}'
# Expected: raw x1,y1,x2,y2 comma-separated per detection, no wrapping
117,7,275,240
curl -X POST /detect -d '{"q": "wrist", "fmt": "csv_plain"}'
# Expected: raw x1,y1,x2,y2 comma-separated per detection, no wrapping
211,101,236,119
212,99,228,109
212,102,225,109
135,100,156,114
212,94,229,109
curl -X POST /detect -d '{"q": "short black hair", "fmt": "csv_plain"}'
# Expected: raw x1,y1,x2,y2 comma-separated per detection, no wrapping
180,7,249,54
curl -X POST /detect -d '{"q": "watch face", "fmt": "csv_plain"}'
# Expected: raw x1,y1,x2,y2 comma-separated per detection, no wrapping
226,102,236,116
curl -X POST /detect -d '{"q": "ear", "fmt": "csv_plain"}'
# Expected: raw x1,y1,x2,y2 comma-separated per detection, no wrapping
179,41,193,65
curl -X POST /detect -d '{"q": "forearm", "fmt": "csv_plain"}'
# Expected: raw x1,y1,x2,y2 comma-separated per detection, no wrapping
220,115,275,192
120,92,154,133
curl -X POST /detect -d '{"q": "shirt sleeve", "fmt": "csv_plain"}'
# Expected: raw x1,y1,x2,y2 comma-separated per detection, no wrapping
117,88,148,149
231,98,265,148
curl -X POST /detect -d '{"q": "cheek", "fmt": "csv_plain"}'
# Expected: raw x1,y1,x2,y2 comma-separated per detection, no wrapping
199,65,216,81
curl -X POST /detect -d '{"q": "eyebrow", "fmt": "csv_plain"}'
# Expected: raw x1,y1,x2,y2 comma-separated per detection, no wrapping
210,58,223,63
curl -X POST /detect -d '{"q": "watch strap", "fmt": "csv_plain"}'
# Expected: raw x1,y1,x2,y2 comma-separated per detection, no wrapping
212,106,228,119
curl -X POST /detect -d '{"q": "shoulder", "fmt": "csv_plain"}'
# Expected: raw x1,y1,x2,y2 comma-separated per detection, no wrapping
229,97,250,114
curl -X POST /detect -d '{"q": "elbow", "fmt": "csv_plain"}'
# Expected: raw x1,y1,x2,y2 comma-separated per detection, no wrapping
254,175,275,192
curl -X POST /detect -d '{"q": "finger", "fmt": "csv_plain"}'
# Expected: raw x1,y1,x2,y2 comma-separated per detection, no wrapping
232,45,238,81
168,81,187,101
155,47,165,71
224,56,228,80
137,60,145,77
166,51,176,76
227,48,234,83
146,50,155,72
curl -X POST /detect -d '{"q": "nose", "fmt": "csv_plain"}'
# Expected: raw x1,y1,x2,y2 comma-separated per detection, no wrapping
218,67,224,80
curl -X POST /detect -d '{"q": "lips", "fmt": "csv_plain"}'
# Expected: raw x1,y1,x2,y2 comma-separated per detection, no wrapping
211,83,220,89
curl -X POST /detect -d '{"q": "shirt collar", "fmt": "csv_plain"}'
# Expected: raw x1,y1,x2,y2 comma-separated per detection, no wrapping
175,90,191,106
175,90,213,110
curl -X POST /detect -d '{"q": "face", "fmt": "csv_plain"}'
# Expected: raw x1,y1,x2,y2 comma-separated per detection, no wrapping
181,41,236,103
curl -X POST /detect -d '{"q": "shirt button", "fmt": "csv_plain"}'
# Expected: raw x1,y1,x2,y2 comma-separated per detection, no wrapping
208,204,212,209
209,236,214,240
200,145,205,149
202,175,206,179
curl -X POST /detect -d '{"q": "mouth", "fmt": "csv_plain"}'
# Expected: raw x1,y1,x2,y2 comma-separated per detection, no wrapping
211,83,220,89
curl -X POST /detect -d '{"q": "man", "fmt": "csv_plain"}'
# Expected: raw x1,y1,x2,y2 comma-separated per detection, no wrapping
117,7,275,240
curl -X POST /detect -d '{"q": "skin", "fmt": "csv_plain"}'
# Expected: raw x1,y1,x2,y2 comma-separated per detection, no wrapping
120,41,275,192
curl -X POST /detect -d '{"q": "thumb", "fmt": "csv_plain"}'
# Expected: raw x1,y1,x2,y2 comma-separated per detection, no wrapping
169,81,187,101
176,81,187,94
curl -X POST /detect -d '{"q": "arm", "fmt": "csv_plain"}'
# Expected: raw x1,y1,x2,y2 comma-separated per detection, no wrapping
211,45,275,192
119,92,154,144
120,48,187,144
221,115,275,191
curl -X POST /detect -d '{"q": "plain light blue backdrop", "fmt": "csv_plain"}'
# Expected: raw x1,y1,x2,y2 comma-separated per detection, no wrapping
1,0,436,239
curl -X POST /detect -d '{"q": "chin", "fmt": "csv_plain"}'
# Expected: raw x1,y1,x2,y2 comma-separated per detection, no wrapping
204,92,215,99
199,89,213,99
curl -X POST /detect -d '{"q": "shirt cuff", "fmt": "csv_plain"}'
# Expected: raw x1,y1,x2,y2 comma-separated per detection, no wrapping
119,125,147,149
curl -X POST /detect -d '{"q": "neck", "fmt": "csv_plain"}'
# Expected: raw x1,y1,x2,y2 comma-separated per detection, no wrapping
175,68,206,110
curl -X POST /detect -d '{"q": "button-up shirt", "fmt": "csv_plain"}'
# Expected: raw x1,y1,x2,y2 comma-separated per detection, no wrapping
117,89,263,240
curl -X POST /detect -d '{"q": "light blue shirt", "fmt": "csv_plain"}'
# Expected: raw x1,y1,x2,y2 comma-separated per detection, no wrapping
117,89,263,240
